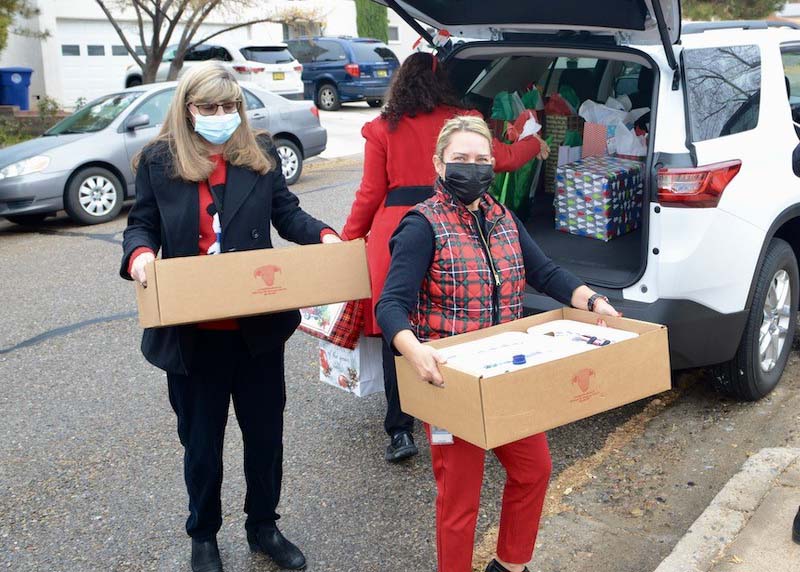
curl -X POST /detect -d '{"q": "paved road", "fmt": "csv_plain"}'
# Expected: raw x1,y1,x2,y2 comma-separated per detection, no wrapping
1,157,798,572
315,103,380,161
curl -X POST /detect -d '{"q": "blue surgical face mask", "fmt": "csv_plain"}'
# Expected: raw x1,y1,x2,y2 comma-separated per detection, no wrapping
192,111,241,145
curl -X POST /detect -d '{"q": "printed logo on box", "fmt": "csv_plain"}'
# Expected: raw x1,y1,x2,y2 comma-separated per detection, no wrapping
252,264,287,296
570,368,604,403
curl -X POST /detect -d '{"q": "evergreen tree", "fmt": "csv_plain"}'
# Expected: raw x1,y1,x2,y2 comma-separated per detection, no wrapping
683,0,786,21
355,0,389,43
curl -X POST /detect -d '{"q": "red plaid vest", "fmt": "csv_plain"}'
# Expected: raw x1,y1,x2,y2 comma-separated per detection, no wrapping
410,184,525,341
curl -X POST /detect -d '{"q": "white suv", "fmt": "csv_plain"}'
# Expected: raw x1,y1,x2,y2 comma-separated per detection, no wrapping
378,0,800,401
125,41,305,99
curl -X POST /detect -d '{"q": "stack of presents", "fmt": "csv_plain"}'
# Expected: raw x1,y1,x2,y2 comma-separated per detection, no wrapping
488,86,650,242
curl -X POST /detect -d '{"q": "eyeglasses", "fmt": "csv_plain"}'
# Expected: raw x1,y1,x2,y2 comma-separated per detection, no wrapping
190,100,241,116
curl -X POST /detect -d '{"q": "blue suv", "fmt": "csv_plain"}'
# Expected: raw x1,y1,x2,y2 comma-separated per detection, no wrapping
286,37,399,111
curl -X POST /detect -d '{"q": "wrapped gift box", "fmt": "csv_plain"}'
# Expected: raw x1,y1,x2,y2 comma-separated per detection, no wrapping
555,156,644,242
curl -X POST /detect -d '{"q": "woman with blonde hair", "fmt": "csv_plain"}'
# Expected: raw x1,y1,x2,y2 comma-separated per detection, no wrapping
120,62,339,572
377,116,619,572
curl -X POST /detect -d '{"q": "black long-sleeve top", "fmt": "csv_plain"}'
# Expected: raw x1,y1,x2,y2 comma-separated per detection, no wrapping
376,209,584,349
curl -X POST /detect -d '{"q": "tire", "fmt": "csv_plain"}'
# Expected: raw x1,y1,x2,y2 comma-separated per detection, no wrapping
367,98,383,108
275,139,303,186
712,238,799,401
5,213,49,225
126,76,143,88
64,167,125,225
316,83,341,111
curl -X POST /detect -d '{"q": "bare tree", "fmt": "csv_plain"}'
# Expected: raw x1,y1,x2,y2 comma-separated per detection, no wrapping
95,0,281,84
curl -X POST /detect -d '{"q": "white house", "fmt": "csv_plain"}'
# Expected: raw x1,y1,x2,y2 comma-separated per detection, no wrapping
0,0,422,108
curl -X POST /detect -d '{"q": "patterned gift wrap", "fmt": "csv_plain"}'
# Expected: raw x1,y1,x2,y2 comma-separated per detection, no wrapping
554,156,644,242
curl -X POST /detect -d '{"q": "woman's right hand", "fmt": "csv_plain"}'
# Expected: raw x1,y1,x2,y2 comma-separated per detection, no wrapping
407,344,448,387
535,134,550,160
131,251,155,287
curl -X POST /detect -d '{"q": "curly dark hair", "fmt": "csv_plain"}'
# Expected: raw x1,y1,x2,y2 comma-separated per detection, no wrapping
381,52,464,130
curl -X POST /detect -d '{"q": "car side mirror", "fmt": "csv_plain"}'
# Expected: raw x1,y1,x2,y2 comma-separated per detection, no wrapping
126,113,150,131
793,143,800,178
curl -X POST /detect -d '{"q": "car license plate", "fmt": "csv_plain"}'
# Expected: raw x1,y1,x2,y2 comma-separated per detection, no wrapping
376,69,388,77
273,72,285,81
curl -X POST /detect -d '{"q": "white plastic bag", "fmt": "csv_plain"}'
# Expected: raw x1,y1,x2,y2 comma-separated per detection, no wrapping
613,122,648,158
578,99,627,126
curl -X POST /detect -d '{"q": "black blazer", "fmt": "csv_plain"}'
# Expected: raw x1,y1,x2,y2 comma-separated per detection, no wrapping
120,135,330,375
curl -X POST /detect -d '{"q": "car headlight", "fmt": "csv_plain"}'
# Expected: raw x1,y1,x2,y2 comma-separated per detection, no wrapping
0,155,51,181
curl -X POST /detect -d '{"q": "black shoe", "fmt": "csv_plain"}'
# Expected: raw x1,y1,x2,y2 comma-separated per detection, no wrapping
385,431,418,463
485,559,529,572
247,524,306,570
191,538,223,572
793,506,800,544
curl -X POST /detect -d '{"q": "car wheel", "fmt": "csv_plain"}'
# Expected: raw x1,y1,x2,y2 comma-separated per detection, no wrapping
127,76,143,88
367,99,383,108
64,167,125,225
316,83,341,111
275,139,303,185
5,213,49,225
712,238,799,401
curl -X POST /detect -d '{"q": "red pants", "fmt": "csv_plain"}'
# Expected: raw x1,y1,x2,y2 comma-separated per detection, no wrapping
425,425,552,572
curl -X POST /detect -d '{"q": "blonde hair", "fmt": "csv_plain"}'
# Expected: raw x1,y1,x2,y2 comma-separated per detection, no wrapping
134,61,274,181
435,115,494,159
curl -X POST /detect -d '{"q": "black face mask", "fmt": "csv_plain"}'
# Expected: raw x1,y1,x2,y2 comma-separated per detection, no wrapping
442,162,495,205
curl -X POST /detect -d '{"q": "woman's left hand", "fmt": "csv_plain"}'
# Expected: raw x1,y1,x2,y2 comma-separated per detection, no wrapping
322,234,342,244
593,298,622,327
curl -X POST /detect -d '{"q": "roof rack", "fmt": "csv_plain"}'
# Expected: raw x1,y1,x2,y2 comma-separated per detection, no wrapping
683,20,800,34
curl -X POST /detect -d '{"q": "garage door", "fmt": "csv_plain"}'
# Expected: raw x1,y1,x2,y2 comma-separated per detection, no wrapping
55,18,250,107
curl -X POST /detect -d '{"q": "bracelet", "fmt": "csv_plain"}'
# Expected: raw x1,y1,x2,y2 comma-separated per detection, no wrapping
587,293,609,312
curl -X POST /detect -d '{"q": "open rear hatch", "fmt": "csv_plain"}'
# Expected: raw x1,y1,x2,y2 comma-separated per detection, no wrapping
377,0,680,69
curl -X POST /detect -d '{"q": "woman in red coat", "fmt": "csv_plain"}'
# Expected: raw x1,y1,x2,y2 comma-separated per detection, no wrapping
340,52,549,462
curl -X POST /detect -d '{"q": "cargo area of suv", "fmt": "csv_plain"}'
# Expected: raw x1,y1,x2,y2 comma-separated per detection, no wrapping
446,46,658,288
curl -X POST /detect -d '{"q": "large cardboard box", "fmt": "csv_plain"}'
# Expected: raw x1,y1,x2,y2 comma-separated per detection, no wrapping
135,239,371,328
395,308,670,450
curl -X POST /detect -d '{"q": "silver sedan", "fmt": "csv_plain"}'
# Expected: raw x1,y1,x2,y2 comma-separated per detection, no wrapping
0,82,326,225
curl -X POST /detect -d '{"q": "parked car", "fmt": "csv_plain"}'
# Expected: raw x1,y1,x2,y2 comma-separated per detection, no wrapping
0,82,325,225
285,36,399,111
125,41,304,100
378,0,800,401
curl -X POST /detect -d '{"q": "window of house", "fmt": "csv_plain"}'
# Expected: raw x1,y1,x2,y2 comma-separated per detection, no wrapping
87,45,105,56
388,26,399,42
683,45,761,142
111,45,127,56
61,45,80,56
135,46,146,56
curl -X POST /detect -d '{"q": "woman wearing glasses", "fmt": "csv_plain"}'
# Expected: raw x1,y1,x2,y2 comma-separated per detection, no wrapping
120,62,339,572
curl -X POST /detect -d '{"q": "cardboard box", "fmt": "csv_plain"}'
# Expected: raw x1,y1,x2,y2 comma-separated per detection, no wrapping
395,308,670,450
135,239,371,328
555,155,644,242
319,335,383,397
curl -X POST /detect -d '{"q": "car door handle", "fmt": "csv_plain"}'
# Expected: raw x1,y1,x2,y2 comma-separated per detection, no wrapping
251,112,266,119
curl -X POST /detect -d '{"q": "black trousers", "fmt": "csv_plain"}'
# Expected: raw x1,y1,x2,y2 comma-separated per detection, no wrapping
166,329,285,541
382,338,414,437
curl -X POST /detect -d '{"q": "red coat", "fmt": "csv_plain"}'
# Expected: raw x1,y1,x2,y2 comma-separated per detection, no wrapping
341,105,541,336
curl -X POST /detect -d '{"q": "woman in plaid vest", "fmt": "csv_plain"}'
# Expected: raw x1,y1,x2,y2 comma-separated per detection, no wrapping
376,116,620,572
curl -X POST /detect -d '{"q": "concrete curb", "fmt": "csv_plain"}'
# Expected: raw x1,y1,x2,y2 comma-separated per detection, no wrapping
653,447,800,572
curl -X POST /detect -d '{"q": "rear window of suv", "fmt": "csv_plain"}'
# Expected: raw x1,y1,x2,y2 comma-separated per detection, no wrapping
350,41,398,63
241,46,295,65
683,45,761,142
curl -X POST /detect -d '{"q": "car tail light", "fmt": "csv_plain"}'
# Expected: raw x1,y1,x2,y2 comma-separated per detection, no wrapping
657,160,742,208
310,105,319,118
233,65,265,74
345,63,360,78
294,64,303,72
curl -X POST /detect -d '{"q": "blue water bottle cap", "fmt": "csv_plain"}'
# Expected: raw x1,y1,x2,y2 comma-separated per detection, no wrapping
512,354,526,365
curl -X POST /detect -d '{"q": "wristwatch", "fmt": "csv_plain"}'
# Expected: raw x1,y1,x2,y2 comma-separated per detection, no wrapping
587,293,609,312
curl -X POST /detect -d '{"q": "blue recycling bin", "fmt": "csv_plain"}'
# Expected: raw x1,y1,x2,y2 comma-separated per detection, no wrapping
0,67,33,110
